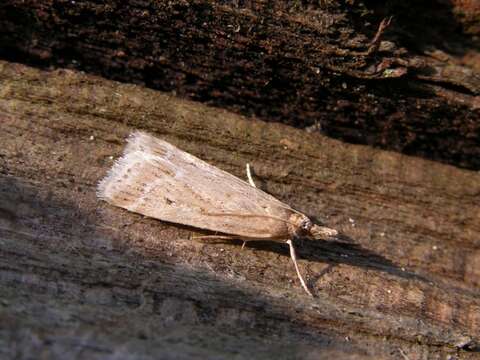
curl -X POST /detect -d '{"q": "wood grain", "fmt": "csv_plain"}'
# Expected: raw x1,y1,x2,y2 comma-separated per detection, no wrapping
1,1,478,170
0,61,479,359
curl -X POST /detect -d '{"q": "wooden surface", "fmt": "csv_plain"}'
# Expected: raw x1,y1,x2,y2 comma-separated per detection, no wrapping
1,1,479,170
0,61,479,359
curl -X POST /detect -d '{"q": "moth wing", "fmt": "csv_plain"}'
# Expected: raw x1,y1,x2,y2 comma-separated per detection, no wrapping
97,131,293,239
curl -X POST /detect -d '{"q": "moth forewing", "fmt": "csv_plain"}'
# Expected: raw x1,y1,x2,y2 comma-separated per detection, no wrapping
98,131,295,240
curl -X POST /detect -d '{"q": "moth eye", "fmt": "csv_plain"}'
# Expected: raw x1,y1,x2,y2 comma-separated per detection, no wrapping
301,220,312,231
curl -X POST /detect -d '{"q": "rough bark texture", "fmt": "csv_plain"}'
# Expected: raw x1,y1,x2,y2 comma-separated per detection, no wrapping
0,0,479,170
1,61,479,359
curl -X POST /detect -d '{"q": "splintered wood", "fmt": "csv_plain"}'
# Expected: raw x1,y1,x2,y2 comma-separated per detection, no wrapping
97,131,337,295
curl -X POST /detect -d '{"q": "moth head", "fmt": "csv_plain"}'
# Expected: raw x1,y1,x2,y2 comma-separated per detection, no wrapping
299,217,313,233
289,214,337,239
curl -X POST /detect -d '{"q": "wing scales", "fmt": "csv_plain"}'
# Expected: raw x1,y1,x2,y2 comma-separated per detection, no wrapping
98,132,293,239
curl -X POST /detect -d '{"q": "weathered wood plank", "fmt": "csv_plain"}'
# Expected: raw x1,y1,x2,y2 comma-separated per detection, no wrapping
0,1,478,170
0,61,479,359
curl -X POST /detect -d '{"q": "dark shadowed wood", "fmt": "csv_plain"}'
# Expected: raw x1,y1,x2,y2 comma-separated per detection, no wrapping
0,61,479,359
0,1,479,170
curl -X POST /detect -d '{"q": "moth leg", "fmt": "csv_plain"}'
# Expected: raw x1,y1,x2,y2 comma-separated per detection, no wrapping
241,241,247,250
286,239,313,297
246,163,256,188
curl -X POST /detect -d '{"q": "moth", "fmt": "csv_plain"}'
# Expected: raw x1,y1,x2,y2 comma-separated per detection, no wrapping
97,131,337,296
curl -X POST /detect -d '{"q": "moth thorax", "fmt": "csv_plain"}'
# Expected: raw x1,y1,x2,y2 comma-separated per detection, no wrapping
288,213,313,238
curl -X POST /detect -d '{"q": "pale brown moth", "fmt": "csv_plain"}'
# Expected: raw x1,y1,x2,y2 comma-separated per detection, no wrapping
97,131,337,296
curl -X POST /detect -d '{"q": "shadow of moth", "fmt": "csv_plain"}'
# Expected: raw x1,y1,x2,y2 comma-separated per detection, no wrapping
97,131,337,296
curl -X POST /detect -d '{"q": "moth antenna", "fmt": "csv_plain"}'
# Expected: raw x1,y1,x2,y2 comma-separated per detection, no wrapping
286,239,313,296
246,163,256,187
192,235,238,241
276,204,304,216
244,164,307,218
203,212,298,227
244,163,299,213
